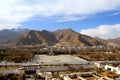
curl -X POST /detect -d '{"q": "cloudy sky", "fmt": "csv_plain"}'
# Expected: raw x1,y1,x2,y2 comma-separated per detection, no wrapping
0,0,120,39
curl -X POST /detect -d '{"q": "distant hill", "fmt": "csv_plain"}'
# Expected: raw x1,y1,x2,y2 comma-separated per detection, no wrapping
0,29,28,43
6,29,103,47
95,37,120,48
107,37,120,47
94,37,106,44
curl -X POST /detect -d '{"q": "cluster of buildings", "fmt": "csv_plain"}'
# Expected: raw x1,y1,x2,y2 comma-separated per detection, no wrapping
0,55,120,80
95,61,120,75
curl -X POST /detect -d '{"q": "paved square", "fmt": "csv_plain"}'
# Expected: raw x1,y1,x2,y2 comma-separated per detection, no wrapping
32,55,87,63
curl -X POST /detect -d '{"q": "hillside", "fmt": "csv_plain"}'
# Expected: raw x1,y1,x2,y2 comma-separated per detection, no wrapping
7,30,58,46
7,29,103,47
0,29,27,43
107,37,120,47
54,29,102,46
95,37,120,48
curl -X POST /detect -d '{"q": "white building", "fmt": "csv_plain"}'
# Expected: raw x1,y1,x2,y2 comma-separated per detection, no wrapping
105,65,120,74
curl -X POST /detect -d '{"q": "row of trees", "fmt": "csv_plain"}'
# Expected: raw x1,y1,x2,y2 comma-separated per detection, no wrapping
0,49,34,62
89,53,120,61
77,47,120,61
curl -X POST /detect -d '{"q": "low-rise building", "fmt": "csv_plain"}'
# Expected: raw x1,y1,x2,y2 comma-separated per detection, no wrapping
105,65,120,74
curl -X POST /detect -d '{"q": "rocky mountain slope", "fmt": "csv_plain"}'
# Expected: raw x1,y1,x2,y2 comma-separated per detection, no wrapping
95,37,120,48
0,29,28,43
107,37,120,47
7,29,103,47
54,29,102,46
7,30,58,46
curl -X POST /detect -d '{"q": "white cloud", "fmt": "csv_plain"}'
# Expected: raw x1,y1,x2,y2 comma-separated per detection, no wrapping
0,23,20,30
56,16,87,22
109,12,120,16
0,0,34,29
80,24,120,39
0,0,120,29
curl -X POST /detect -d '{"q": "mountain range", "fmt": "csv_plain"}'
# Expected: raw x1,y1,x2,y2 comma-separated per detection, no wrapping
0,29,28,44
0,28,119,47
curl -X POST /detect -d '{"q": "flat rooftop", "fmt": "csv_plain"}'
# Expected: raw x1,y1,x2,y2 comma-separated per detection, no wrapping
32,55,87,63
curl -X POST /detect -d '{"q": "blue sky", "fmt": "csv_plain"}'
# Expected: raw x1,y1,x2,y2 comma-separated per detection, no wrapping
21,11,120,32
0,0,120,39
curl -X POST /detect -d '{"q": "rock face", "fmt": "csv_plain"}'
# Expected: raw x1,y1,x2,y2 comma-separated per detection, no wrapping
7,29,103,47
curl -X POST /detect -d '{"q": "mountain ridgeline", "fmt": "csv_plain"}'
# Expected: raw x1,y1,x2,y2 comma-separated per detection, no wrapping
0,29,28,44
0,28,120,47
5,29,102,47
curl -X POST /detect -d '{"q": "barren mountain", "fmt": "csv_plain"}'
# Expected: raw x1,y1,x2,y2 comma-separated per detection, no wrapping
107,37,120,47
7,30,58,46
7,29,103,47
54,29,102,46
95,37,120,48
94,37,106,45
0,29,28,43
